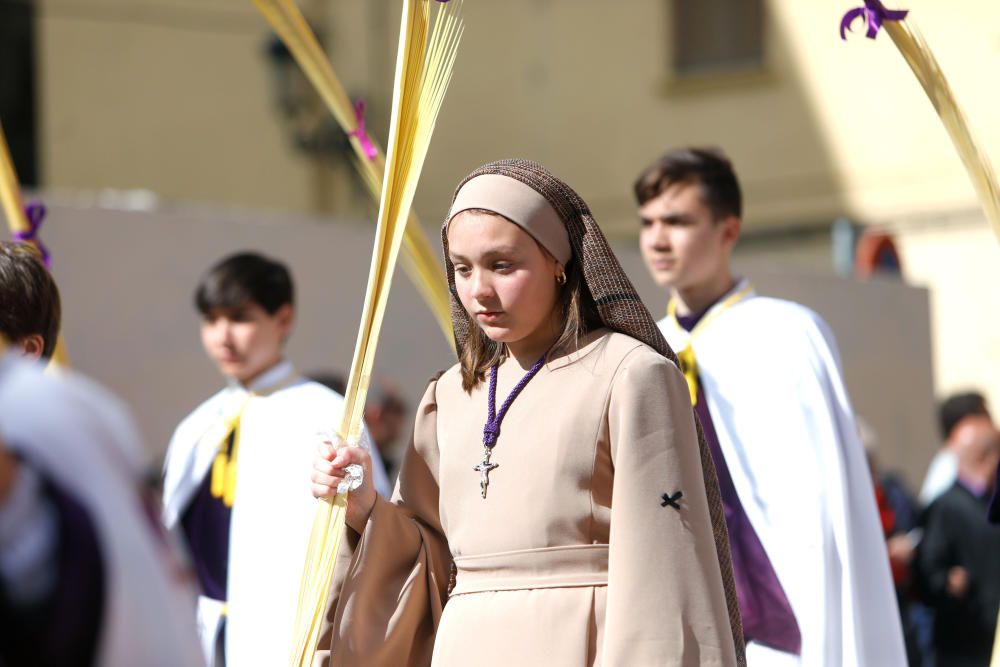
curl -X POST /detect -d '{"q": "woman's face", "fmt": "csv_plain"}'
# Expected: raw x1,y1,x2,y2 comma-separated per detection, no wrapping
447,210,562,349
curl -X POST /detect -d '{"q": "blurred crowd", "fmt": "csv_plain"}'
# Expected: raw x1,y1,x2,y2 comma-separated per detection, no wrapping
867,391,1000,667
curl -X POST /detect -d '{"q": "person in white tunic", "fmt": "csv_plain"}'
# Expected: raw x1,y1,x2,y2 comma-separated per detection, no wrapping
0,353,205,667
635,147,907,666
161,252,386,667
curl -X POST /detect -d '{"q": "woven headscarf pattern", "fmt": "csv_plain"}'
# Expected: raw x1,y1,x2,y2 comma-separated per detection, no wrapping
441,159,746,663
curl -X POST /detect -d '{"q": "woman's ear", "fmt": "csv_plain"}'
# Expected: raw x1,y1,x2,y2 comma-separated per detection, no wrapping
555,263,567,286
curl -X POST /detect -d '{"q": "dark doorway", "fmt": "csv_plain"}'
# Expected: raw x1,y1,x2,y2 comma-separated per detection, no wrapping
0,0,39,186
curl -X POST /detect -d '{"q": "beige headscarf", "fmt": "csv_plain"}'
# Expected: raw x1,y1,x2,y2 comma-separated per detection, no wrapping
448,172,572,266
441,159,746,662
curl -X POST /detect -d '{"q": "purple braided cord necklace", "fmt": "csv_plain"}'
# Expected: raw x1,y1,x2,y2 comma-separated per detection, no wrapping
473,351,547,498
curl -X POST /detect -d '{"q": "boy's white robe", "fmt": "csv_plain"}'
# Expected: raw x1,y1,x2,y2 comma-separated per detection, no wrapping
658,282,907,667
162,360,384,667
0,355,205,667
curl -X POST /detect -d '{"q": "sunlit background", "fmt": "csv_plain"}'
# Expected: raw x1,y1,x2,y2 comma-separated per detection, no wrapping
3,0,1000,487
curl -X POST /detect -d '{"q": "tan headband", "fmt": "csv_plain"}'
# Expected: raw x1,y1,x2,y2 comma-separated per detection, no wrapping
447,173,572,265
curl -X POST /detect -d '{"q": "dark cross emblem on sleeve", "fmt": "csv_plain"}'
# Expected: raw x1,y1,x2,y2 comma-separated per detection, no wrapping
660,491,683,510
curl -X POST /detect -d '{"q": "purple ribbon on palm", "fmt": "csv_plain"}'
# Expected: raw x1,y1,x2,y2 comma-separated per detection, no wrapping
348,99,378,162
840,0,908,40
13,201,51,267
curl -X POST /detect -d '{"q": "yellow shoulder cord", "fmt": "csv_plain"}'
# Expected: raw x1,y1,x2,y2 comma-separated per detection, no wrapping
209,394,252,508
206,371,300,508
667,284,754,406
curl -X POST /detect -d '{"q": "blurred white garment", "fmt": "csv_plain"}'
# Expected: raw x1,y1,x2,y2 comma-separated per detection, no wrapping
162,360,383,667
746,641,801,667
0,355,205,667
659,280,907,667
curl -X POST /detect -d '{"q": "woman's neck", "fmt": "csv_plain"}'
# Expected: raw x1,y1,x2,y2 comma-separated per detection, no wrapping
505,312,562,369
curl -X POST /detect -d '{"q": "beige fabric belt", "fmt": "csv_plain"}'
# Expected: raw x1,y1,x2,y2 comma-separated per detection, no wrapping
450,544,609,596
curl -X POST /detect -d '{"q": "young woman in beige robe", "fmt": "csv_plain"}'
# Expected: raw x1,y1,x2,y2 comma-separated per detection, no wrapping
313,159,745,666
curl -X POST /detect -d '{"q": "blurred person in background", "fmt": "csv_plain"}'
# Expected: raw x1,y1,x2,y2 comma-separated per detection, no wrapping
310,370,394,495
636,146,906,666
920,392,991,508
916,415,1000,667
363,377,407,484
860,418,930,666
308,371,346,396
161,252,380,667
0,256,203,666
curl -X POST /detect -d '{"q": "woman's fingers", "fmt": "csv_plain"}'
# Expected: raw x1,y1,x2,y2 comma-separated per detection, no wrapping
311,468,345,487
332,446,368,468
313,452,338,476
311,467,345,498
311,442,372,499
315,431,349,459
312,481,339,499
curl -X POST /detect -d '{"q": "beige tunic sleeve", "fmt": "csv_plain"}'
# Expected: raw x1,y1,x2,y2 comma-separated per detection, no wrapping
327,377,452,667
602,351,738,666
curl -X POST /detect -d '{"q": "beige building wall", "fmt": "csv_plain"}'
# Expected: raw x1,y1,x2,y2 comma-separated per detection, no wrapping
38,1,1000,230
772,1,1000,225
893,215,1000,415
38,0,848,228
31,0,1000,478
39,0,325,215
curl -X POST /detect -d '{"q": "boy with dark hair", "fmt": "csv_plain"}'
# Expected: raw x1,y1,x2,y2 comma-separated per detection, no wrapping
921,390,992,507
634,147,742,220
635,147,906,665
0,241,60,359
162,251,382,667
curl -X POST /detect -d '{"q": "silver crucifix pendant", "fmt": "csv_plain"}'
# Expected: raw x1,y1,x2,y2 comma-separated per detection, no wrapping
473,447,499,499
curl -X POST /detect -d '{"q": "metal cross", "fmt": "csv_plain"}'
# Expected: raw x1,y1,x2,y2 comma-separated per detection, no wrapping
473,447,499,499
